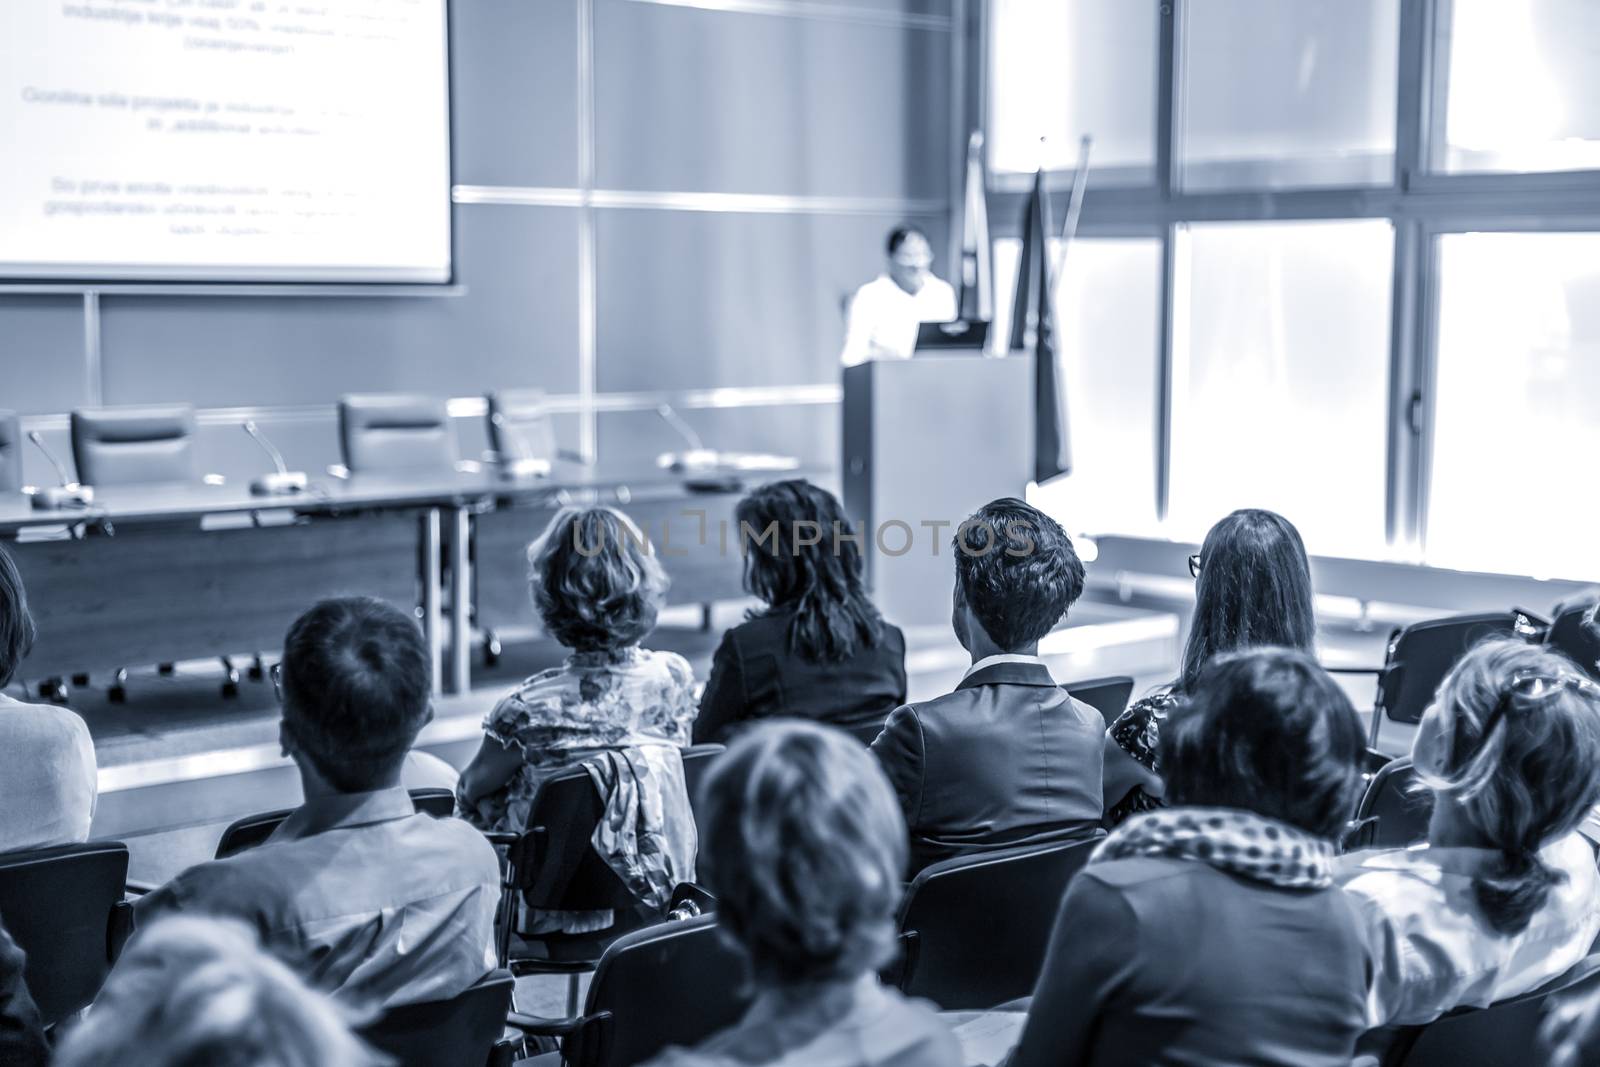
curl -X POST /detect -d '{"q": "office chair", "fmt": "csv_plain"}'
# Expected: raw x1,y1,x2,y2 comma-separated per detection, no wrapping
1063,675,1135,721
516,913,753,1067
892,836,1100,1010
0,841,134,1026
1381,951,1600,1066
493,746,724,1016
0,410,23,493
214,788,458,859
67,404,249,700
1347,757,1429,850
361,969,525,1067
1547,602,1600,682
1347,611,1526,751
485,388,561,474
337,394,458,474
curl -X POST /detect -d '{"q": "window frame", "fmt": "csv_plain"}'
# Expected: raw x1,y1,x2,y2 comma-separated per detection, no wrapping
972,0,1600,570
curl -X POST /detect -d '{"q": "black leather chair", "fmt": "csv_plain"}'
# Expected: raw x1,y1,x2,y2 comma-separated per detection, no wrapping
361,969,522,1067
519,914,752,1067
1354,612,1526,750
1547,603,1600,682
337,394,458,474
0,841,133,1026
70,405,198,487
0,410,23,493
495,747,723,1015
486,388,561,473
214,788,457,859
1381,952,1600,1066
1063,675,1135,721
1347,757,1429,850
893,836,1099,1010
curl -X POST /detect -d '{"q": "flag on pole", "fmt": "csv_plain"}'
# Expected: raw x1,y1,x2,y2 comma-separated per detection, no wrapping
957,131,992,323
1009,165,1070,483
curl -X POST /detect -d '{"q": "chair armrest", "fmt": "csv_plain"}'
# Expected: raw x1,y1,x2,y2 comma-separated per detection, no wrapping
482,831,520,849
504,1010,608,1039
124,880,156,896
1324,664,1383,675
108,899,136,961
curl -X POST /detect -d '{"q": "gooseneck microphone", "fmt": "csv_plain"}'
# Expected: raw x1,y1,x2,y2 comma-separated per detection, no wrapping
654,404,717,472
27,431,94,509
241,421,308,495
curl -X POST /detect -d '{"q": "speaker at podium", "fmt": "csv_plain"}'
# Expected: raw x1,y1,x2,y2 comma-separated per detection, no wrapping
841,352,1033,630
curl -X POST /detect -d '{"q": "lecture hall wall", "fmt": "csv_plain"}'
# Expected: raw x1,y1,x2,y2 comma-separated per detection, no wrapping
0,0,955,487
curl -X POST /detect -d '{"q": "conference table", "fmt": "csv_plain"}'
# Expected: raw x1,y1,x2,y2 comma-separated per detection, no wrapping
0,459,792,696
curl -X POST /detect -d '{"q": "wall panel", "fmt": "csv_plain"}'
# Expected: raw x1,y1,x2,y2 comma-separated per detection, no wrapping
595,0,951,199
595,209,947,392
0,297,91,415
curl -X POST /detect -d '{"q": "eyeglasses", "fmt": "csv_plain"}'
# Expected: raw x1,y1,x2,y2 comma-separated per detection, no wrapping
270,661,283,704
1188,553,1202,579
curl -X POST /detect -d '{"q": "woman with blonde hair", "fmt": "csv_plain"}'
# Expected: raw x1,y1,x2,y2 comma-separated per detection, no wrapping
457,506,698,932
53,915,381,1067
1340,638,1600,1027
644,720,960,1067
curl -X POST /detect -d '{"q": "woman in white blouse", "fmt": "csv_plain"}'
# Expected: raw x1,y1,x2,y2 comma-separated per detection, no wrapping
1340,638,1600,1028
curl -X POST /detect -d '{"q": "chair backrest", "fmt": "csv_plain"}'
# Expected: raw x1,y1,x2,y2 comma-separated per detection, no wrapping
1387,952,1600,1066
215,788,459,859
568,914,752,1067
1378,612,1521,725
486,389,558,465
680,744,723,833
1063,675,1135,721
361,969,515,1067
0,841,131,1026
895,836,1098,1010
338,394,457,474
1547,603,1600,682
0,411,23,493
1351,756,1430,850
70,405,197,487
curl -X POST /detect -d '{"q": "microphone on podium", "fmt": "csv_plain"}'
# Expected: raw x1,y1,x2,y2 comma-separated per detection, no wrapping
653,405,801,491
654,404,719,472
27,431,94,509
241,421,308,495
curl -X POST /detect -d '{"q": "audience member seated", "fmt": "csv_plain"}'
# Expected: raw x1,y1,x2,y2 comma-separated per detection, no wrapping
1339,638,1600,1028
0,544,97,854
1003,648,1372,1067
871,497,1101,870
136,597,499,1010
1103,508,1315,827
53,916,382,1067
694,479,905,744
457,506,698,933
643,721,961,1067
0,913,47,1067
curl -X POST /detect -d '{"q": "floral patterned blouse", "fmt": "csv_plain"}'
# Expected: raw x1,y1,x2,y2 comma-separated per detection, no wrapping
460,645,698,836
1104,689,1182,828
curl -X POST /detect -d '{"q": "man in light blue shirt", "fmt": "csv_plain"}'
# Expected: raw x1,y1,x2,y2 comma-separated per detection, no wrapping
137,597,499,1010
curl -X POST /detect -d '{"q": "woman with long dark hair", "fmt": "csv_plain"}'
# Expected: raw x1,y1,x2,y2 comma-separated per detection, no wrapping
693,479,905,744
1102,508,1316,826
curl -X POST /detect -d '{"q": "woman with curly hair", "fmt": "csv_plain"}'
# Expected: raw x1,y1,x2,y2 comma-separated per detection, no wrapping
457,506,698,932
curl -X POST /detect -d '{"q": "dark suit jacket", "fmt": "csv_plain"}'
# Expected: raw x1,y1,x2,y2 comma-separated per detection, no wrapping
694,612,906,744
871,659,1104,870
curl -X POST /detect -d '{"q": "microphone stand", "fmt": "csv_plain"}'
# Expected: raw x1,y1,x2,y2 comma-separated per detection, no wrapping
242,421,308,495
27,431,93,509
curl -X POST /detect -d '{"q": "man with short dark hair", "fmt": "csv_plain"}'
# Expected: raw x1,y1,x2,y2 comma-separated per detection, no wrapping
137,597,499,1009
871,498,1104,871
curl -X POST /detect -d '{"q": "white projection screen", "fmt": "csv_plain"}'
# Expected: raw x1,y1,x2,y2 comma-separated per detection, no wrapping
0,2,452,284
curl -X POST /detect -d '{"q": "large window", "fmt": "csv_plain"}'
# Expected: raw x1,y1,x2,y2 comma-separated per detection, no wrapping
1434,0,1600,174
1179,0,1401,190
985,0,1600,580
1424,232,1600,580
1167,221,1393,557
986,0,1158,181
993,237,1164,537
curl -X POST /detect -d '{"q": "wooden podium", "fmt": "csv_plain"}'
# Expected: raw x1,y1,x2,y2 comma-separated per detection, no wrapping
842,354,1033,629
